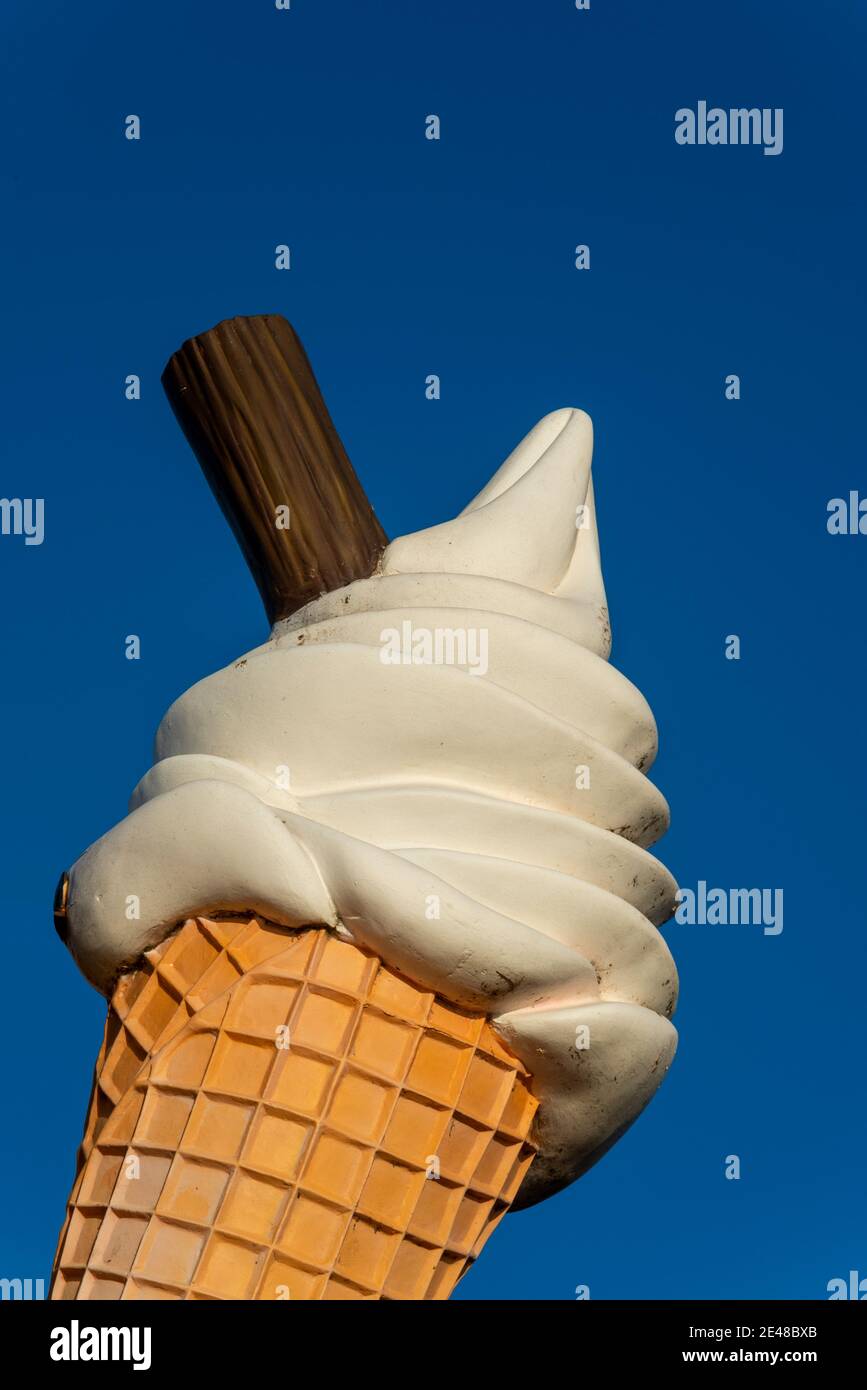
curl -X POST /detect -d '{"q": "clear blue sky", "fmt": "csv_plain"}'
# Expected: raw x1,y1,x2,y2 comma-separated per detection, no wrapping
1,0,864,1300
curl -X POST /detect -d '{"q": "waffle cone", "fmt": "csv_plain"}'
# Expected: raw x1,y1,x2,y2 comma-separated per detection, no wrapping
50,916,538,1300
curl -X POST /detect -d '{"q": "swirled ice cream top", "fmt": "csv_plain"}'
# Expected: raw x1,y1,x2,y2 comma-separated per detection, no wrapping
61,408,678,1205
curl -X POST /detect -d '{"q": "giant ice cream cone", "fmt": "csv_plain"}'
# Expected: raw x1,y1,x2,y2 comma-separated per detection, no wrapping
51,316,679,1299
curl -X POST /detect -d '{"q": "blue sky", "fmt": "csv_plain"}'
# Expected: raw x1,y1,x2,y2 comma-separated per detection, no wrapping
1,0,864,1299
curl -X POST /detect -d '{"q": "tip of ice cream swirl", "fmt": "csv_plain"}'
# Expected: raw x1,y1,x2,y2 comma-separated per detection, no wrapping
61,408,678,1207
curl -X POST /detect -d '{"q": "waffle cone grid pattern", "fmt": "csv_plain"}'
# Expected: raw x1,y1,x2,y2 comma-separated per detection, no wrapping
51,916,538,1301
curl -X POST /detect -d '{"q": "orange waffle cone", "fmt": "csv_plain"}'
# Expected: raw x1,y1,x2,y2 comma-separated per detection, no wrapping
50,916,538,1300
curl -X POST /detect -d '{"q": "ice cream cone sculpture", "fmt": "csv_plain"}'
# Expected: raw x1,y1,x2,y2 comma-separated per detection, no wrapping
51,316,679,1300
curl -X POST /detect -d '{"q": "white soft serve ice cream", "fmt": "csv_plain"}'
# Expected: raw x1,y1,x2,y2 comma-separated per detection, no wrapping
62,407,678,1206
